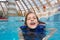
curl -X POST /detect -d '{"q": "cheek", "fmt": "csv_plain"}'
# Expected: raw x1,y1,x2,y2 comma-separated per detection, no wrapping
35,19,38,22
26,20,31,25
35,20,39,24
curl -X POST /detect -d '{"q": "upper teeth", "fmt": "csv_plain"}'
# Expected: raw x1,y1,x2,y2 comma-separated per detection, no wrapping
31,22,35,24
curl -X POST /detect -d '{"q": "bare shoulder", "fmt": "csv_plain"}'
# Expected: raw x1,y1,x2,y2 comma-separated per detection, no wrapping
39,24,45,26
46,28,57,31
42,28,57,40
18,28,24,40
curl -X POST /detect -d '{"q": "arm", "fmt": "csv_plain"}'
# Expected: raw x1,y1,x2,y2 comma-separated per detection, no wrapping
42,28,57,40
18,28,24,40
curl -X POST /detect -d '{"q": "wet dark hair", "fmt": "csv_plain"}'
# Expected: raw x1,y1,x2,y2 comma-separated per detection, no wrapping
25,11,45,26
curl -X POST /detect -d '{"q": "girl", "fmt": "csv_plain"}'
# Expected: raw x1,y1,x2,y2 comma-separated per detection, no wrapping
19,12,56,40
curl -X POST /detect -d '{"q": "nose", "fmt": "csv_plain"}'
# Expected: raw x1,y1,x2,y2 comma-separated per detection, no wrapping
31,19,34,21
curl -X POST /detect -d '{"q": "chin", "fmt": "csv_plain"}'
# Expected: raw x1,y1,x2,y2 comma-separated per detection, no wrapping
29,25,37,29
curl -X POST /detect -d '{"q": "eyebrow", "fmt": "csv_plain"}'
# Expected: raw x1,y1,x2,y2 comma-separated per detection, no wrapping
27,17,31,19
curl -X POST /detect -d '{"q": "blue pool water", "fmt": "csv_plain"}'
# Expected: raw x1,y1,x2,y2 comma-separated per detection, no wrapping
0,12,60,40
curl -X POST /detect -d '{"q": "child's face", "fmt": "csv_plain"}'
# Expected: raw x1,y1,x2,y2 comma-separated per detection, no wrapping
26,13,39,29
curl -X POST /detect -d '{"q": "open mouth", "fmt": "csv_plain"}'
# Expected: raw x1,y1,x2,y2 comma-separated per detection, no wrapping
30,22,35,25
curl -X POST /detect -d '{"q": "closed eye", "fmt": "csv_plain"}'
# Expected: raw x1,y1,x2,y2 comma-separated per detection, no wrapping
27,18,30,20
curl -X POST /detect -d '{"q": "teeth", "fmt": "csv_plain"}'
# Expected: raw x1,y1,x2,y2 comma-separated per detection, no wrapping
30,22,35,25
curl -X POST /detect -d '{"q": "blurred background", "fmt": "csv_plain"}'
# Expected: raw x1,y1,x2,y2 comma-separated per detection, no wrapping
0,0,60,40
